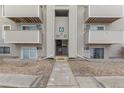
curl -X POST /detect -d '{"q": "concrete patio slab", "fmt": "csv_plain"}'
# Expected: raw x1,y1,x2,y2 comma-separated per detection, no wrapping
76,77,102,88
95,76,124,88
47,61,78,88
0,74,39,88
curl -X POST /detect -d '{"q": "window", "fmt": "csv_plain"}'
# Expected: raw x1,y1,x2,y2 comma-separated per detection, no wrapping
3,25,11,31
21,25,37,31
90,25,105,31
90,48,104,59
97,26,105,31
0,47,10,54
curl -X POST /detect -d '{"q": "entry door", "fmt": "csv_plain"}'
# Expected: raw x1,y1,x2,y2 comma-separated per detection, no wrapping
56,40,68,56
22,47,37,59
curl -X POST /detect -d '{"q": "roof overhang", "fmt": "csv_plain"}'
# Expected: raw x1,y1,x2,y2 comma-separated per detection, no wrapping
85,17,120,23
8,17,42,23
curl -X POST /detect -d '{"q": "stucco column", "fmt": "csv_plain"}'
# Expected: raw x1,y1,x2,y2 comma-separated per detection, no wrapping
69,5,77,58
46,6,55,58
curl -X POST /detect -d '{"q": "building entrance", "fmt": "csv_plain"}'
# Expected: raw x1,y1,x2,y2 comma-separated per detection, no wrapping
55,40,68,56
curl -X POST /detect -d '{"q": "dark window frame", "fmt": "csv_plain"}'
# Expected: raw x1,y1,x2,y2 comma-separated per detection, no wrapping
90,48,104,59
0,47,10,54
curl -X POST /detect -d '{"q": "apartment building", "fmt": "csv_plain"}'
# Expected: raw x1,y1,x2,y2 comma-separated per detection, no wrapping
0,5,124,59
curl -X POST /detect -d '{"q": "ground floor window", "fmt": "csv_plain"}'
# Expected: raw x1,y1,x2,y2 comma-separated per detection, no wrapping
90,48,104,59
21,47,37,59
0,47,10,54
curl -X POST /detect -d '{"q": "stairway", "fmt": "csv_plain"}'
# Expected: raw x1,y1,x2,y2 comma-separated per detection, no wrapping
55,56,68,62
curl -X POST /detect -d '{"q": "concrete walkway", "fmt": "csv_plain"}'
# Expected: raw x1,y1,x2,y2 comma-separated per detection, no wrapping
47,61,79,88
0,74,42,88
75,76,124,88
76,77,103,88
47,61,124,88
95,76,124,88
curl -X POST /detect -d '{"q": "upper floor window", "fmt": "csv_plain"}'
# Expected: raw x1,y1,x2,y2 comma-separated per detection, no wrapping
22,25,36,30
3,25,11,31
0,47,10,54
89,25,105,31
97,26,105,31
21,25,42,31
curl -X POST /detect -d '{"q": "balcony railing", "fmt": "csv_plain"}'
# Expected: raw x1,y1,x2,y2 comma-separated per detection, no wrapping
4,30,42,44
84,30,123,44
84,5,123,23
3,5,43,23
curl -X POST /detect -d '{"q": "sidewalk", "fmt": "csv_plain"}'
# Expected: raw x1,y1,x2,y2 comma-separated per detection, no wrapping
47,61,124,88
0,74,42,88
47,61,78,88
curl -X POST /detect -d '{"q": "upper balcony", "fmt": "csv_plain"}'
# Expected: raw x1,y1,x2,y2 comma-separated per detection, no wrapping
84,5,123,23
4,30,42,44
2,5,43,23
84,30,123,44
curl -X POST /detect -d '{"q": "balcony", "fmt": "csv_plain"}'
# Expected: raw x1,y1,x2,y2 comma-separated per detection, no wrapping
84,5,123,23
4,30,42,44
3,5,43,23
84,31,123,44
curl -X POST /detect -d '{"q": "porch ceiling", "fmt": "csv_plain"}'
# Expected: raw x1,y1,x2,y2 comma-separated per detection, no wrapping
8,17,42,23
85,17,120,23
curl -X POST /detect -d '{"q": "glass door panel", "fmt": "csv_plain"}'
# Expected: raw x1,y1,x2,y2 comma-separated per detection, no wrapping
22,47,37,59
30,48,37,59
23,48,30,59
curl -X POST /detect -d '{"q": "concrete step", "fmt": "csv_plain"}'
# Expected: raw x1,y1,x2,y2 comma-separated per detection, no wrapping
55,56,68,62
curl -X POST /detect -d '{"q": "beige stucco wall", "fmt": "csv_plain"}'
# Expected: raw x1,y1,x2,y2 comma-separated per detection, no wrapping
46,5,55,58
41,6,47,57
3,5,40,17
108,44,122,58
55,17,69,39
77,6,85,57
69,5,77,58
0,5,2,17
107,18,124,31
89,5,123,17
84,6,89,22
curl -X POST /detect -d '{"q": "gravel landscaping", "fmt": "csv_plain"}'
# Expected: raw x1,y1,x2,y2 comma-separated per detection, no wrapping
68,60,124,76
0,58,55,88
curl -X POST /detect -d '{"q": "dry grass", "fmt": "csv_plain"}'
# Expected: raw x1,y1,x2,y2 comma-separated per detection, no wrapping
0,59,55,87
0,60,54,75
68,60,124,76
